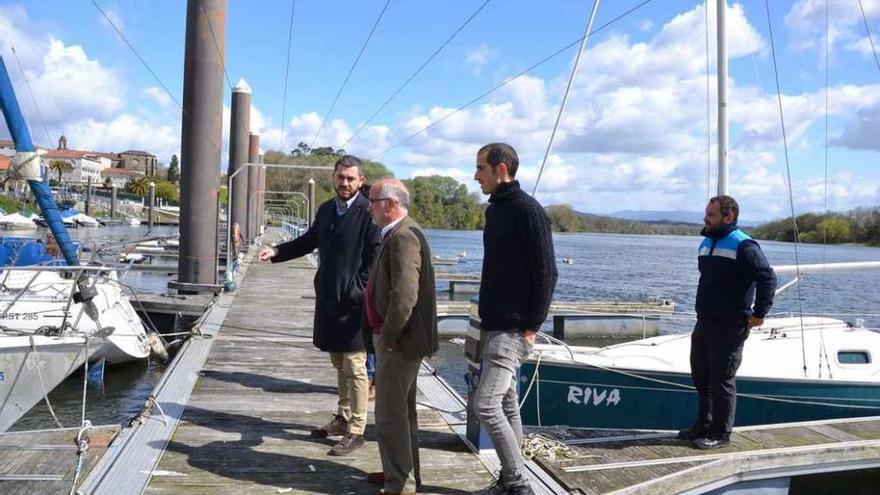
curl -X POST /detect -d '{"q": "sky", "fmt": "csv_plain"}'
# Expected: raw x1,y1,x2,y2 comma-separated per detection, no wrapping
0,0,878,222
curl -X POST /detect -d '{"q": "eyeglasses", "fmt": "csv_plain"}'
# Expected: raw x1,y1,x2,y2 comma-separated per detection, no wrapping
369,197,392,203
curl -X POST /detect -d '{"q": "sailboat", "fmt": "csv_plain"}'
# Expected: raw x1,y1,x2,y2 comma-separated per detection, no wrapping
512,1,880,430
0,56,159,432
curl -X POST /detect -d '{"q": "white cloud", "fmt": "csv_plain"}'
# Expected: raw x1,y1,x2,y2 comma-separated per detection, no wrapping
785,0,880,59
141,87,173,108
464,43,493,76
63,115,178,160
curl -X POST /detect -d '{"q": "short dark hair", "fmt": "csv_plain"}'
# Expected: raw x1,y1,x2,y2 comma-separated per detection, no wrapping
478,142,519,178
334,155,363,176
709,195,739,222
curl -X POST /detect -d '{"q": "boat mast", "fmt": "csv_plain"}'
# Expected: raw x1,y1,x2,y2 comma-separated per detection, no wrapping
716,0,729,195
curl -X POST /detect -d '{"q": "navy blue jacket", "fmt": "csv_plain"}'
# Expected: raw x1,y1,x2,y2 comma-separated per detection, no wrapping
695,224,777,320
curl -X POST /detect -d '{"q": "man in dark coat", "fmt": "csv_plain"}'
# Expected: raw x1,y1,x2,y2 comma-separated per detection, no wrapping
258,155,380,456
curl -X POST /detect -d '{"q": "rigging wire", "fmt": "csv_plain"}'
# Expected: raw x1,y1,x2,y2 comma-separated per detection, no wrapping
90,0,223,153
372,0,657,162
9,46,54,148
705,1,712,202
857,0,880,73
280,0,297,153
819,0,832,378
342,0,492,149
200,3,233,92
763,0,809,378
310,0,392,148
532,0,601,197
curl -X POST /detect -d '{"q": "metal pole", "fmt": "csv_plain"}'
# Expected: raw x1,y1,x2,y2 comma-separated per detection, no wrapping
717,0,729,195
247,133,260,242
229,79,251,248
148,181,156,231
110,185,117,218
308,178,316,226
179,0,226,291
224,162,330,282
85,176,92,215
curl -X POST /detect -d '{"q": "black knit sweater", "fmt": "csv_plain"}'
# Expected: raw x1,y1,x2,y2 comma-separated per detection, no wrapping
478,181,558,332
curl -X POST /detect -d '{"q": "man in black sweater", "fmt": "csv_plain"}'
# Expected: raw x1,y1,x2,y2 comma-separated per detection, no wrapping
472,143,557,495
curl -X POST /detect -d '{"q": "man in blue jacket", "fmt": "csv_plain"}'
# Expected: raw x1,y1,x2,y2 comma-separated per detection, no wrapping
679,195,777,449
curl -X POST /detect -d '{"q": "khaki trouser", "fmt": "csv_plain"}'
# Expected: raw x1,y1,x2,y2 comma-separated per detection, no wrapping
374,335,422,494
329,350,368,435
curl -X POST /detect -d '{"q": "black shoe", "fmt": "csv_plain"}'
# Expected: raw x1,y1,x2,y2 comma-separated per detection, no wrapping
327,433,365,456
506,484,536,495
693,435,730,450
677,426,707,441
472,471,506,495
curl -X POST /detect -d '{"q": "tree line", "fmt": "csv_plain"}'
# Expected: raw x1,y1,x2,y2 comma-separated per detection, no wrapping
749,207,880,246
263,146,484,230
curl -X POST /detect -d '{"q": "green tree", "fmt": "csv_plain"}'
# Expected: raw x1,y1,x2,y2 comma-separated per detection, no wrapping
167,154,180,183
546,204,583,232
128,177,149,196
154,180,179,202
404,175,483,230
48,160,73,183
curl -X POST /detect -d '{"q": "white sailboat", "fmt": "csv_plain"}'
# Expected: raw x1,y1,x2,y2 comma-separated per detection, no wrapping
511,0,880,430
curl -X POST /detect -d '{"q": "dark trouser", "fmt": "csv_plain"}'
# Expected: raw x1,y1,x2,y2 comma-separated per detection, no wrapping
689,318,749,439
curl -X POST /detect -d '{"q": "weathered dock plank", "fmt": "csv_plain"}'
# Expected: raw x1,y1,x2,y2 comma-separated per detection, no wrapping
144,245,493,494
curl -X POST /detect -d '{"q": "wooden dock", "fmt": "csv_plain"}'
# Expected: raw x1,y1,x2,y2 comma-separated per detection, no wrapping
528,416,880,494
78,229,518,494
0,425,120,494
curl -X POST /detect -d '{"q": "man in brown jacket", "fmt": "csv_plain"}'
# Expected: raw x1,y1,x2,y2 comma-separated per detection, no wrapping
363,178,438,495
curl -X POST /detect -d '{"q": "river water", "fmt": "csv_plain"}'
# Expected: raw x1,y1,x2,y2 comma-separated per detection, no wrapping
13,229,880,429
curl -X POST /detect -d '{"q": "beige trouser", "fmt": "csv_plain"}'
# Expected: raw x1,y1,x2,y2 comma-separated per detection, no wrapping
329,350,368,435
374,335,422,493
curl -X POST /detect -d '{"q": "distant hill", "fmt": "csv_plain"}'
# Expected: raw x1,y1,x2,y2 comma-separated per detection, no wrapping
544,204,701,235
612,210,703,224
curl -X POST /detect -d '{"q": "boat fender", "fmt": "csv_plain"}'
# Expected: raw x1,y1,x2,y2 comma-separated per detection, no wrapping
148,333,170,363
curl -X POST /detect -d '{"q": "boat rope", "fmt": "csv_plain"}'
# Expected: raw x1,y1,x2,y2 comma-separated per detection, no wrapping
69,419,93,495
763,0,809,378
278,0,296,153
129,393,169,427
521,433,586,462
532,0,601,198
29,335,65,429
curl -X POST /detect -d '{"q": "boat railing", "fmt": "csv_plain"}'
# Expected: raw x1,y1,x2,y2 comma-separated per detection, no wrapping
0,265,120,337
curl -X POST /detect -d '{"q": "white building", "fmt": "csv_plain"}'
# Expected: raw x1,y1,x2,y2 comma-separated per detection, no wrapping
41,149,113,184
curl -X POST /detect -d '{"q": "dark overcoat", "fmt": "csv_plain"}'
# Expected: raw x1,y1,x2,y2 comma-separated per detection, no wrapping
272,193,380,352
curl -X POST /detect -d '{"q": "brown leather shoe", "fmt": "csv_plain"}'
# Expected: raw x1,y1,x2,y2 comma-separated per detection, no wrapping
311,414,348,438
367,472,385,485
327,433,364,456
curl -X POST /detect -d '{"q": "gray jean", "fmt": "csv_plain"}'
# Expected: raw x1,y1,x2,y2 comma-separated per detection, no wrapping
475,330,533,487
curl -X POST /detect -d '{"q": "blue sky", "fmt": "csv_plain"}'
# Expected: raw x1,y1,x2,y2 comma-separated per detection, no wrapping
1,0,879,221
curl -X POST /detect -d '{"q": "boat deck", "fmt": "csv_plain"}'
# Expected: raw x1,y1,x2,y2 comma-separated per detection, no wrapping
530,416,880,494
